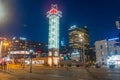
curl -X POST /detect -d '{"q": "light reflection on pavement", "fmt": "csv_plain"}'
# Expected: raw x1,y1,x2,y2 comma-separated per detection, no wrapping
88,67,120,80
0,66,120,80
0,73,17,80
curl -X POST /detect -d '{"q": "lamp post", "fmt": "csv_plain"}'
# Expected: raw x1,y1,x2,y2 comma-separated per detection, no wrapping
2,41,8,70
23,39,27,69
3,41,9,53
0,1,7,24
80,36,85,65
80,39,83,64
82,43,86,66
0,38,7,58
3,41,9,58
29,50,33,73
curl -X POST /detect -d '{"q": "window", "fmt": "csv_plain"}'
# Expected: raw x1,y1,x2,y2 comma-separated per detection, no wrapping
23,46,25,48
49,51,52,56
100,45,103,49
115,50,118,55
20,43,22,45
101,51,104,56
54,51,58,56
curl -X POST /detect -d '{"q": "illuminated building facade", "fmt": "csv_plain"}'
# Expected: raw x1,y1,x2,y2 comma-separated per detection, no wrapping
47,4,62,66
11,37,27,51
10,37,28,59
69,25,89,61
28,41,48,57
95,38,120,68
10,37,48,58
95,40,108,64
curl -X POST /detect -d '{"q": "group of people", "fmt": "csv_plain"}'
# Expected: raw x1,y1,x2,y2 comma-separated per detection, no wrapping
0,59,24,70
0,61,7,70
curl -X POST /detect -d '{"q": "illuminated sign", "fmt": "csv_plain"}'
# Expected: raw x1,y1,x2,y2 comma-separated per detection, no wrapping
107,55,120,68
50,8,58,15
20,37,27,40
0,37,6,40
10,51,29,54
108,38,119,41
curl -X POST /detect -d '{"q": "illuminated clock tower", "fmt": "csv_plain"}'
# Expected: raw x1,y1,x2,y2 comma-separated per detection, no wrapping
47,4,62,66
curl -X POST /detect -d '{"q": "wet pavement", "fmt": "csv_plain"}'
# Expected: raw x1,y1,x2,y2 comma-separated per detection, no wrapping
87,67,120,80
11,67,95,80
0,66,120,80
0,72,17,80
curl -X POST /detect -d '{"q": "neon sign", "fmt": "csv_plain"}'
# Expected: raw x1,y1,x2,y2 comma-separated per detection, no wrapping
50,8,58,15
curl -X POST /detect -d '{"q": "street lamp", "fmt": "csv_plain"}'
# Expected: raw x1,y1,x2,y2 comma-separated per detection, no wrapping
3,41,9,49
3,41,9,57
0,1,8,24
3,42,9,46
0,38,6,58
29,50,33,73
80,36,85,65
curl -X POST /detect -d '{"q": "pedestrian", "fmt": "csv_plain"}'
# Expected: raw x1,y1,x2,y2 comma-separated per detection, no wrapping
2,61,6,70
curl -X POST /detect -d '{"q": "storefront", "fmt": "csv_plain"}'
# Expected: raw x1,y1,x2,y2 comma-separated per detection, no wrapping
107,55,120,68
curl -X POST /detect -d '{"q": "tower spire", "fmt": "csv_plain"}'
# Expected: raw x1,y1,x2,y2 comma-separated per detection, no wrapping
51,4,58,9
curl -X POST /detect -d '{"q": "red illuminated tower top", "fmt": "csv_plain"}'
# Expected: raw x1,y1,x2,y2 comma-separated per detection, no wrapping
50,4,58,15
47,4,62,17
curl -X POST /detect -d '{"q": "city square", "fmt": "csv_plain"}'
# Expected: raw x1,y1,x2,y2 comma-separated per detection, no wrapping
0,0,120,80
0,65,120,80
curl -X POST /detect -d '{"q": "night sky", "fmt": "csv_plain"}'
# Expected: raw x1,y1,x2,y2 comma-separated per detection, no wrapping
0,0,120,46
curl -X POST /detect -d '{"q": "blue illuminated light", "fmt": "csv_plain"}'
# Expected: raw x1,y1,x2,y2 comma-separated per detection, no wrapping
108,38,119,41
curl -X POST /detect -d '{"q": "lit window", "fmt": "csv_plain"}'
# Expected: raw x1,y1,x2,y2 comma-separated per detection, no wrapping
101,52,104,56
54,51,58,56
49,51,52,56
15,40,19,42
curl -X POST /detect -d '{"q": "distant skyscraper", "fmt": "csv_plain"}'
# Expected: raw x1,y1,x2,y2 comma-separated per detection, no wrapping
47,4,62,66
